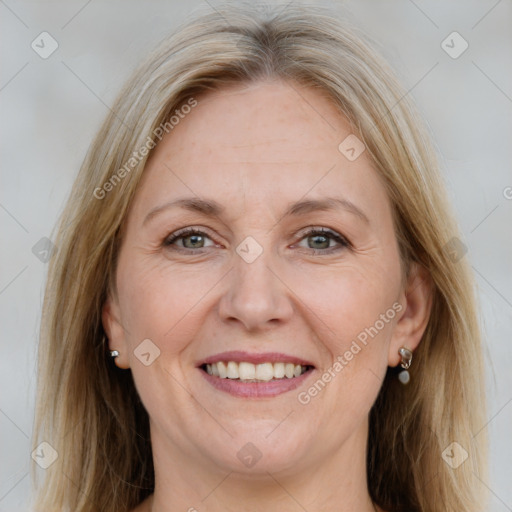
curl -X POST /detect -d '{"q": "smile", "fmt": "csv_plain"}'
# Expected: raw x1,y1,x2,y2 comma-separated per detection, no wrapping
202,361,311,381
197,351,316,398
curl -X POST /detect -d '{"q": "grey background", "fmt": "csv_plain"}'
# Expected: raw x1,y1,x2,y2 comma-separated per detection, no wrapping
1,1,511,510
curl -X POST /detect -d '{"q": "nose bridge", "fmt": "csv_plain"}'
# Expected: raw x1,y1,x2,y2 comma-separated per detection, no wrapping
218,236,293,330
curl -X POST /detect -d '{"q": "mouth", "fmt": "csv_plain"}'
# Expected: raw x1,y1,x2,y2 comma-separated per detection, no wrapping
197,351,316,398
200,361,314,381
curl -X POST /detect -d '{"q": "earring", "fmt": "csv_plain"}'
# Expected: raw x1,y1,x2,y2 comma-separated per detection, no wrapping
398,347,412,384
103,336,119,359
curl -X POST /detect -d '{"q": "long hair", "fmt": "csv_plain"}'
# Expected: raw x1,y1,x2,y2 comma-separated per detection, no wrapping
31,4,487,511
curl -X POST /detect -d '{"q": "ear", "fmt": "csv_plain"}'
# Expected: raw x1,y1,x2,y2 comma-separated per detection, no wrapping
102,293,130,369
388,262,433,367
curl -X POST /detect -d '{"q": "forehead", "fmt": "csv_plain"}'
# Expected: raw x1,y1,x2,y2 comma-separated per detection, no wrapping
131,80,390,224
156,80,348,163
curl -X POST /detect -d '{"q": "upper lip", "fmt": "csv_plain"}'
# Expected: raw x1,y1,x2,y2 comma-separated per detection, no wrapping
198,350,315,367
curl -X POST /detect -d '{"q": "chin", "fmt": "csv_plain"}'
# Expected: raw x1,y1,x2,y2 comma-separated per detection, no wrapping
205,427,311,475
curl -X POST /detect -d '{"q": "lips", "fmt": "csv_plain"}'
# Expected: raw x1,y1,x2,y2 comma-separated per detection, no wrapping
196,350,316,398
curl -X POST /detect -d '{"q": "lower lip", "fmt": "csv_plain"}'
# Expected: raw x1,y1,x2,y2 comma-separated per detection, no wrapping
199,368,315,398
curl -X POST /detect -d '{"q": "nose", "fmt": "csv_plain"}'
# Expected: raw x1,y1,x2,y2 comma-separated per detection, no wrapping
217,245,294,332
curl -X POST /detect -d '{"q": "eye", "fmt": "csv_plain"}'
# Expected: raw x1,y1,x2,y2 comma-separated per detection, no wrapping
162,226,350,255
294,227,350,254
163,227,217,252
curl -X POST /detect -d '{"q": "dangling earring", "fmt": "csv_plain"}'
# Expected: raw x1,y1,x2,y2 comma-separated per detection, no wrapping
398,347,412,384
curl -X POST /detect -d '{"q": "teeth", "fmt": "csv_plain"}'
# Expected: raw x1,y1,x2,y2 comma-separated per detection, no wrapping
204,361,310,381
217,361,227,379
238,362,255,380
274,362,285,378
255,363,274,381
227,361,238,379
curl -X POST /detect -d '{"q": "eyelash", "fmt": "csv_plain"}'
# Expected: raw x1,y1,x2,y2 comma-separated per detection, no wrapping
163,226,351,255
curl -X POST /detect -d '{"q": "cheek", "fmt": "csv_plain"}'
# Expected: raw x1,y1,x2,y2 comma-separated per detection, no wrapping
116,255,224,353
290,257,401,351
326,277,398,358
290,255,401,415
298,281,399,433
115,258,219,425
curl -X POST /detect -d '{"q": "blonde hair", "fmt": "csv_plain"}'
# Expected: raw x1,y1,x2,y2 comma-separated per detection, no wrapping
31,4,487,511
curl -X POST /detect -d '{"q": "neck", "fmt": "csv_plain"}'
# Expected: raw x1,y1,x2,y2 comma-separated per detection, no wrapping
146,418,379,512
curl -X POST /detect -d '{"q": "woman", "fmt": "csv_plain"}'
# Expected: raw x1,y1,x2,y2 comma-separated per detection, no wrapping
31,4,488,511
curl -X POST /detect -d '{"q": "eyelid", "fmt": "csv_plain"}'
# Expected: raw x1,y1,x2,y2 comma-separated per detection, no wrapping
162,225,351,254
296,226,350,242
292,226,351,251
163,226,219,249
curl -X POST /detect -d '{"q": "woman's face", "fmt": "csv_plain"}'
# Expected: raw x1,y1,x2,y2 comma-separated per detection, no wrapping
104,80,416,476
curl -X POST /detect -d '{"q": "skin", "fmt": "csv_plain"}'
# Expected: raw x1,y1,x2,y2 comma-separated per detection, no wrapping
103,79,432,512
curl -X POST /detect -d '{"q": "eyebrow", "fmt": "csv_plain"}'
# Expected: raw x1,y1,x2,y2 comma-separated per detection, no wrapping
143,195,370,226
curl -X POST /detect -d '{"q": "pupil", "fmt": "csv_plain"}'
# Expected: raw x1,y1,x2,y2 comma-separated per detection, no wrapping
181,234,330,250
310,234,328,249
184,234,203,248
